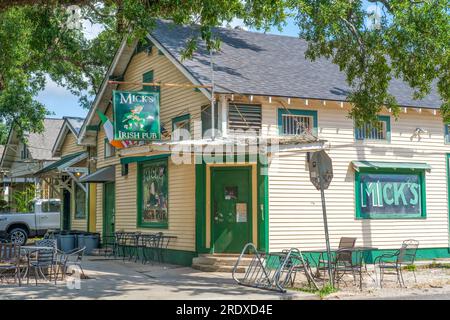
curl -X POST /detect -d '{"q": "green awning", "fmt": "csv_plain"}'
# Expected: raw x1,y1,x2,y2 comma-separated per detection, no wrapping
351,161,431,172
120,153,170,165
79,165,115,183
36,152,86,175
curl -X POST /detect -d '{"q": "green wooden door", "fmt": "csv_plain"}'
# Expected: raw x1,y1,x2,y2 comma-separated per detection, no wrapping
211,167,252,253
103,182,115,238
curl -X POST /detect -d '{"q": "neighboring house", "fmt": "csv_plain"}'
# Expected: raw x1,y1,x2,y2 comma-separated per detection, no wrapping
0,118,63,210
76,20,449,266
35,117,94,232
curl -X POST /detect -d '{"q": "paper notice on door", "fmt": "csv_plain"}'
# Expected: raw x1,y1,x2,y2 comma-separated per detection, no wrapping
236,203,247,223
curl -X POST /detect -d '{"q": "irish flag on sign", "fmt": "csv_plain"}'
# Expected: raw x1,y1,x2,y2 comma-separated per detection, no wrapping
96,110,133,148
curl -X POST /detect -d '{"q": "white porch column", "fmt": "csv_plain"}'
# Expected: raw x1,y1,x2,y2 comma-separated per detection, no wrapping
219,95,228,137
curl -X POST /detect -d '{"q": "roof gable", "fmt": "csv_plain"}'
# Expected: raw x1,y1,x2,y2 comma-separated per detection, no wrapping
0,118,63,169
52,117,85,156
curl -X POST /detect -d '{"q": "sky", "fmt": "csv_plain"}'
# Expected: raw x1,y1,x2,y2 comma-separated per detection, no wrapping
38,2,379,119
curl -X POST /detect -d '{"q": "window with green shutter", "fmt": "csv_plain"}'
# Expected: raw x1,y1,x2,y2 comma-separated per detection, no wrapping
142,71,156,91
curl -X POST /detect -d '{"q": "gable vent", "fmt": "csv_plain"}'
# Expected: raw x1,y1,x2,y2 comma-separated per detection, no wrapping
228,104,262,134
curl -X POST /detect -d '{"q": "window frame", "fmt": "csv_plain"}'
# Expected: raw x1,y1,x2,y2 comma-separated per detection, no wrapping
104,138,116,158
172,114,191,141
355,167,427,220
278,108,318,136
137,157,169,229
74,184,86,220
354,115,391,142
21,144,29,160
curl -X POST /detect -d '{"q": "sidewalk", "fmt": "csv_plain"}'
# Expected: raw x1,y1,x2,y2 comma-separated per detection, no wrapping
0,257,317,300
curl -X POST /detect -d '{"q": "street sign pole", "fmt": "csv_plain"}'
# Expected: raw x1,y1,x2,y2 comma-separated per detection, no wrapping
308,150,334,288
318,156,333,287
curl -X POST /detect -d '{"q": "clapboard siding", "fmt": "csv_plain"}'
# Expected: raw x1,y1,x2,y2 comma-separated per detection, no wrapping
71,217,87,231
266,101,450,252
61,132,84,155
104,160,196,251
94,48,205,251
115,48,207,139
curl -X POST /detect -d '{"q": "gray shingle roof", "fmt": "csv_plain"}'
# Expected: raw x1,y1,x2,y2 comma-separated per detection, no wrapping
151,20,442,109
64,116,84,135
26,118,64,160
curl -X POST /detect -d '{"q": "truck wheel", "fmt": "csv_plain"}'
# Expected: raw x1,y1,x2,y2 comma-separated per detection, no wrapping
9,228,28,245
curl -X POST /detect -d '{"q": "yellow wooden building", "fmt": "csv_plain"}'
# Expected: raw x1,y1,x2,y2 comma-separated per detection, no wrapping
35,117,96,232
73,20,449,266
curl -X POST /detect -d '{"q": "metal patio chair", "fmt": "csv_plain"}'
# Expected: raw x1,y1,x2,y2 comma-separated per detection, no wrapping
28,247,56,285
316,237,357,278
0,242,21,285
374,239,419,288
55,246,86,281
333,248,364,290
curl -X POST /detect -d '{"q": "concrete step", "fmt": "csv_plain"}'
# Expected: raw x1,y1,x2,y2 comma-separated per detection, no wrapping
192,255,253,266
192,263,247,273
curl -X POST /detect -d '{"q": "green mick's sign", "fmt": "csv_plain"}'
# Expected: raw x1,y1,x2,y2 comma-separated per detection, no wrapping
113,90,160,140
356,171,426,219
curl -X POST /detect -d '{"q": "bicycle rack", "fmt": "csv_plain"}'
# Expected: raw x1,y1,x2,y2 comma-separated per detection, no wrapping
232,243,318,293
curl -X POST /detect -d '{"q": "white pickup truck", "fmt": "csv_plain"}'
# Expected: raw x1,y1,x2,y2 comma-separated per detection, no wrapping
0,199,61,245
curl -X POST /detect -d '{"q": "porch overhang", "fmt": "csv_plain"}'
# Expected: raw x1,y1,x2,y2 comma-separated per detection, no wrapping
35,152,88,176
79,165,115,183
117,134,326,157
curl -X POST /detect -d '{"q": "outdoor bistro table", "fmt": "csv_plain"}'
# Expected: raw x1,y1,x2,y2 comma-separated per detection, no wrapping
302,246,379,289
20,246,54,285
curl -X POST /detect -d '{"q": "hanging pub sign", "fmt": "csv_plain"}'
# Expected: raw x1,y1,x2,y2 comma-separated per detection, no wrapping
113,90,160,140
356,172,425,218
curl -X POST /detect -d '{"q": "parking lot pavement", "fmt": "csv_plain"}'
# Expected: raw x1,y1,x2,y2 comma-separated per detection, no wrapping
0,257,317,300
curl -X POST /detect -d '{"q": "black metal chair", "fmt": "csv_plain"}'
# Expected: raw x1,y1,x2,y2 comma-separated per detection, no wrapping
316,237,357,278
55,246,86,281
374,239,419,288
333,248,365,289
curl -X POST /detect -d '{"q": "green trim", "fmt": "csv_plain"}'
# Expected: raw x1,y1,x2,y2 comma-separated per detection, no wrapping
142,70,160,93
86,125,99,132
74,184,87,220
352,160,431,171
136,157,169,229
278,108,318,136
257,159,269,253
171,114,191,131
286,247,450,267
86,182,90,231
120,153,171,165
355,167,427,219
447,154,450,248
195,162,208,253
355,115,391,142
195,154,269,253
102,182,115,240
210,166,253,253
